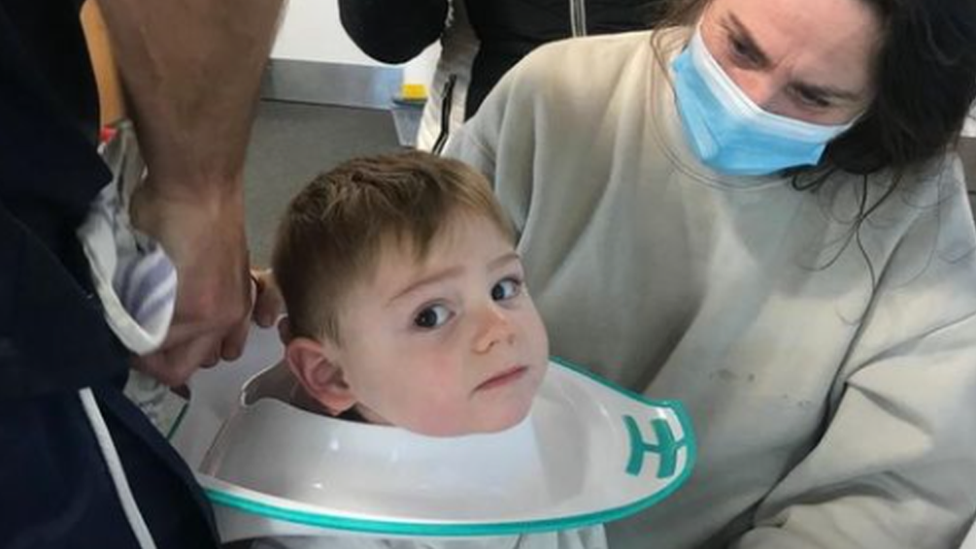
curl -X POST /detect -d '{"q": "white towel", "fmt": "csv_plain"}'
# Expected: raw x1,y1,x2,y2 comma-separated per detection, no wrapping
78,123,177,356
79,122,186,437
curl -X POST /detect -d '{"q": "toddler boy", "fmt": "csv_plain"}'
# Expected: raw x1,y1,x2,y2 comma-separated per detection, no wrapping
257,152,605,549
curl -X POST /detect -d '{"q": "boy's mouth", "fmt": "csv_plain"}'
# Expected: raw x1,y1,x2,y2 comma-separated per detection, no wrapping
475,365,529,391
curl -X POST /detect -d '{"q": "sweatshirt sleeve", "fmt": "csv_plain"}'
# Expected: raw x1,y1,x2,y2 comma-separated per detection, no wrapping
338,0,449,64
732,163,976,549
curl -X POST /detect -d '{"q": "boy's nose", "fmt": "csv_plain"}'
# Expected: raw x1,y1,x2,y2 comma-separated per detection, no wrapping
474,304,516,353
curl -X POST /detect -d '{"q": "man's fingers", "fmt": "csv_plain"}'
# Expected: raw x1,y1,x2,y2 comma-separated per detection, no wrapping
200,349,221,369
220,314,250,362
134,335,219,387
218,267,257,362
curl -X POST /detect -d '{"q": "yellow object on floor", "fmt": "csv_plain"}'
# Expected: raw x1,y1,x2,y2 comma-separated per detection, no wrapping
400,83,428,102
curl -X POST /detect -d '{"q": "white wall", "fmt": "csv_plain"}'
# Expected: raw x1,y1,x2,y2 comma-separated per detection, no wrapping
272,0,382,66
272,0,440,90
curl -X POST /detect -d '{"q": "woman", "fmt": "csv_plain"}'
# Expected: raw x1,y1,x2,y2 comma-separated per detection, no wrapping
447,0,976,547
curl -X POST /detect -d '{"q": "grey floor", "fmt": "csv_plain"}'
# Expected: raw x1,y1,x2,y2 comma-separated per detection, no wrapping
242,100,403,265
242,101,976,267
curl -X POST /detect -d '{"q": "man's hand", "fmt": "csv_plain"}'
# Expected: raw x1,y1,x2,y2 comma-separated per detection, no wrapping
130,180,251,387
96,0,285,387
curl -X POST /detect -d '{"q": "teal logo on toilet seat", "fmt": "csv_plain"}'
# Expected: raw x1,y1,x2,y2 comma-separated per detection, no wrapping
623,415,686,479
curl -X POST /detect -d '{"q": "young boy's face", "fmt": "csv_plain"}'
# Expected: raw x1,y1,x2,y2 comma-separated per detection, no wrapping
310,212,549,437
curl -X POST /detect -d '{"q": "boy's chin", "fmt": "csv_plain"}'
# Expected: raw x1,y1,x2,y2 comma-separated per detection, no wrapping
481,403,535,434
405,407,534,438
459,406,535,437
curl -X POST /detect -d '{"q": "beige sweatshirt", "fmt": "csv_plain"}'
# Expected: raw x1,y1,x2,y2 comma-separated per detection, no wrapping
448,28,976,549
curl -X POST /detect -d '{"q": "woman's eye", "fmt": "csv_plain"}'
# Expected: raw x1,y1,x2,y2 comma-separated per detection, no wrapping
730,37,749,57
728,36,756,63
414,304,452,329
491,278,522,301
794,87,831,109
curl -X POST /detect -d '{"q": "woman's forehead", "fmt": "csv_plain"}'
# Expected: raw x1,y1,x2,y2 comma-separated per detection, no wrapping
703,0,883,90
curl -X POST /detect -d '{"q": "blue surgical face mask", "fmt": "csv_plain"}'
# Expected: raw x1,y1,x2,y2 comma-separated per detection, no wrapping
671,29,856,176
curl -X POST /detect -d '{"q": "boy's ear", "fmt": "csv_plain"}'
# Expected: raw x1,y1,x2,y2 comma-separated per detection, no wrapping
285,336,357,416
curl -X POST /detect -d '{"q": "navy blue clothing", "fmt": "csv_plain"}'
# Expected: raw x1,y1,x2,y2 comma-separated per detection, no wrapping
0,0,117,396
3,387,219,548
0,1,219,546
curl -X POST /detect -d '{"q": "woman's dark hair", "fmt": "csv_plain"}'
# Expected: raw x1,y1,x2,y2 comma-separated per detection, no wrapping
654,0,976,291
655,0,976,178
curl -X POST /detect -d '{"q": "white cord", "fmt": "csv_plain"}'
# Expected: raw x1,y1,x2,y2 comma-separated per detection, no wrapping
79,388,159,549
569,0,588,37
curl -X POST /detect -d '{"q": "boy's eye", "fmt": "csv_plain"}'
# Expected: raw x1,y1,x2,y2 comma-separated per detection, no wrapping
491,278,522,301
414,304,452,329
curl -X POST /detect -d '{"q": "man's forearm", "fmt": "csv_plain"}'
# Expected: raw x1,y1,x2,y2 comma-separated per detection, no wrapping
97,0,285,196
93,0,286,384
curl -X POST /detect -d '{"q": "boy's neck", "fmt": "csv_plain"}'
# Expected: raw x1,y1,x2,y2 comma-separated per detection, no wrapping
337,406,368,423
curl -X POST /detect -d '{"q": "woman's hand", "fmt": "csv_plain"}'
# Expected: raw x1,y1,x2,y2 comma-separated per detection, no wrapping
250,267,284,329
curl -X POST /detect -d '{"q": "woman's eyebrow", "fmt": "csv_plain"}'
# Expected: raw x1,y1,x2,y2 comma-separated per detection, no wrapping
726,14,771,67
727,14,862,102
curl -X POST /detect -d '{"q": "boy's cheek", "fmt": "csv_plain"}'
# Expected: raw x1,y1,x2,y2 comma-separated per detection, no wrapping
524,309,550,359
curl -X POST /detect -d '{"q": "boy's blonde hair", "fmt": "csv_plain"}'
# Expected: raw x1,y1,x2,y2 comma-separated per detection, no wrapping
272,151,514,343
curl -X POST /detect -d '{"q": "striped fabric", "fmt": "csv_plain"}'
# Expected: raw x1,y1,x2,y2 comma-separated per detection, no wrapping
115,231,177,334
78,122,188,436
78,122,177,355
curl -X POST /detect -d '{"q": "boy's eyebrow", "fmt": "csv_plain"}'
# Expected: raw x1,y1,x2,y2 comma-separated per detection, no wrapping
388,252,522,305
389,267,464,305
488,252,521,271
